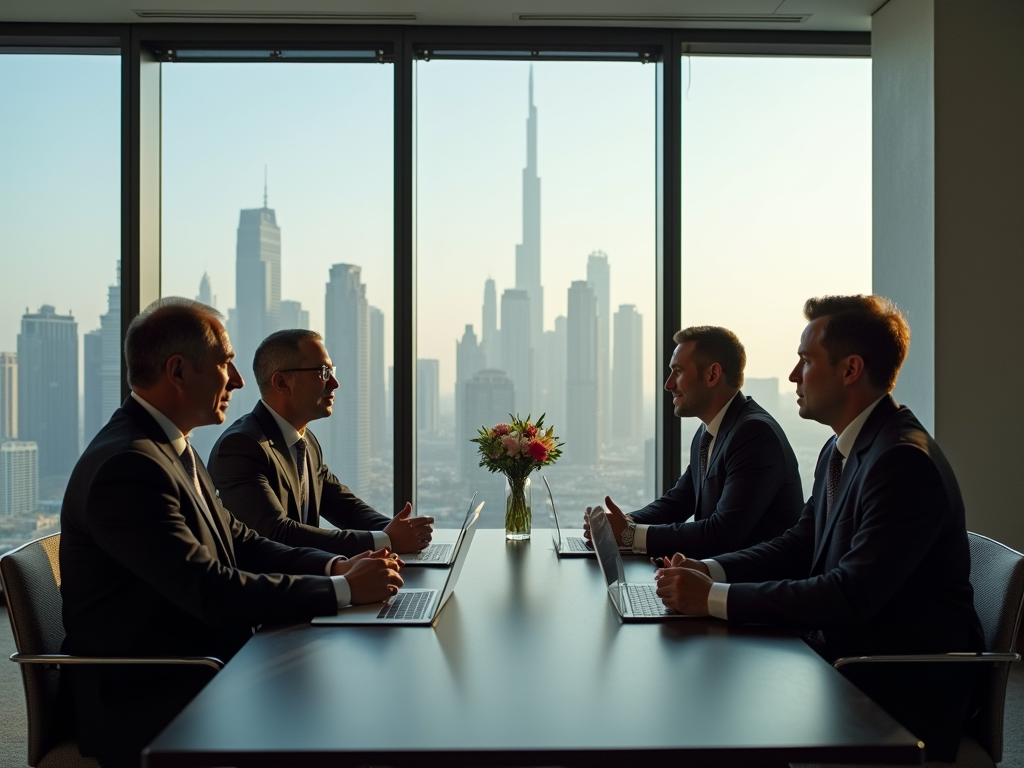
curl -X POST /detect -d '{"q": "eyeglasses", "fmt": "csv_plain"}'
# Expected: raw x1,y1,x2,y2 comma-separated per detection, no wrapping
279,365,337,382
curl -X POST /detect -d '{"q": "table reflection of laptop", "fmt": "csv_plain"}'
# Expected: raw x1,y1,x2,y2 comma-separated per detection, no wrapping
587,505,694,622
544,477,633,559
402,493,480,567
312,501,483,626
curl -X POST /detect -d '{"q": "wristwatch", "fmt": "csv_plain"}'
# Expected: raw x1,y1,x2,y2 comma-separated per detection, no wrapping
621,518,637,549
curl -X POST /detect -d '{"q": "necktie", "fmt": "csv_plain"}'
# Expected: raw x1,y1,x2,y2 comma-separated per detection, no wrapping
295,437,308,523
699,427,714,479
179,441,204,499
826,442,844,518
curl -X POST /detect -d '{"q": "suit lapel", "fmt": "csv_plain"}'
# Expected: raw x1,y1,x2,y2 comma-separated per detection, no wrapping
253,402,304,523
689,427,705,517
694,394,747,519
306,430,324,526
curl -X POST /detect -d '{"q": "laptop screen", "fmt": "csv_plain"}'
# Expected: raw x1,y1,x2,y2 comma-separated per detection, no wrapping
588,506,625,588
542,476,561,549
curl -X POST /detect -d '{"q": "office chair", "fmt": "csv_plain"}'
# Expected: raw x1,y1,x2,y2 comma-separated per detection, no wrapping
1,532,224,768
793,531,1024,768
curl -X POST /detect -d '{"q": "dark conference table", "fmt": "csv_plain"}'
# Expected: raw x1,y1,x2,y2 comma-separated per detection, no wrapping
144,528,922,767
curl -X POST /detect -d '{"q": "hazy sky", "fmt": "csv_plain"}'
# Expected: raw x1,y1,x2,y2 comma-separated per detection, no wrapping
0,53,870,417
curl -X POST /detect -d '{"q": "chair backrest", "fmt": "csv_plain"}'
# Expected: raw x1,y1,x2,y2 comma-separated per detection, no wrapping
0,532,66,766
966,531,1024,763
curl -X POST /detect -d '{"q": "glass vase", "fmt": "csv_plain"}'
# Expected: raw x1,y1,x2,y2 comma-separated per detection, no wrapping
504,475,532,541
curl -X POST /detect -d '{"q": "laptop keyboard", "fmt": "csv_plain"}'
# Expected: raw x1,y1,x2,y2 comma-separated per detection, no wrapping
565,536,591,552
376,590,436,620
415,543,454,562
626,583,669,617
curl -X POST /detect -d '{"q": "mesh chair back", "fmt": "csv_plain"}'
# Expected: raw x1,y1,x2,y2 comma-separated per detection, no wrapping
967,532,1024,763
0,533,66,766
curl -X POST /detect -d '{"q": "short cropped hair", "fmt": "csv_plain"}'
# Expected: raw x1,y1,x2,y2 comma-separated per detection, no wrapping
803,295,910,392
253,329,324,394
672,326,746,389
125,298,223,388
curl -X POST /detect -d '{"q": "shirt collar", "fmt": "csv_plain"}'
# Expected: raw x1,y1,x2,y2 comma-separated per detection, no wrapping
835,395,886,459
261,400,304,448
130,391,189,457
705,391,740,438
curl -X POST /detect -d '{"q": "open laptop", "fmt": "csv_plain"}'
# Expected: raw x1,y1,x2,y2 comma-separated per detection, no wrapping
312,501,482,626
402,493,481,567
544,476,593,558
587,505,693,622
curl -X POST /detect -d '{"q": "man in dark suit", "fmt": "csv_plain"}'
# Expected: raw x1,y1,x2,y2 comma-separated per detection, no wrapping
60,298,403,768
656,295,982,762
208,329,434,557
585,326,803,559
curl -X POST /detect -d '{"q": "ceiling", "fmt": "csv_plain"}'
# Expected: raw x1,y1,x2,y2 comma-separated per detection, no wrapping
2,0,885,31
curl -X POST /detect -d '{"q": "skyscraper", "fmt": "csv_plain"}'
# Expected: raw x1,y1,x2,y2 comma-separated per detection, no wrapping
17,305,78,479
325,264,370,495
234,185,281,413
369,307,386,456
83,330,102,444
515,68,543,353
482,278,499,368
587,251,610,447
1,352,17,440
612,304,643,441
537,315,566,433
417,359,440,434
0,441,38,516
279,300,309,330
196,272,215,308
565,281,599,466
84,265,122,445
463,369,515,525
500,288,532,415
456,324,487,480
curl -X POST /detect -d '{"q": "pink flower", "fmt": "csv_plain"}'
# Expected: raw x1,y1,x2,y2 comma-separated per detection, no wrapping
493,423,511,437
501,435,522,456
525,425,538,438
527,440,548,462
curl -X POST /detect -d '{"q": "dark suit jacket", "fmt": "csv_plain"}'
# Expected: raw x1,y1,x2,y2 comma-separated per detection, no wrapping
60,396,340,767
207,401,391,557
630,394,803,558
717,396,983,760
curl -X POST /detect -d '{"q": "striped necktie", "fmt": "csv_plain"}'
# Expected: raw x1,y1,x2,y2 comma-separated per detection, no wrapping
826,442,844,518
295,437,308,523
699,427,714,480
179,441,204,498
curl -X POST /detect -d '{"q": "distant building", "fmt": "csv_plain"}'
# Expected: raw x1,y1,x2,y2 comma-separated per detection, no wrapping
369,307,386,456
463,369,515,519
196,272,215,308
500,288,532,415
0,441,39,516
744,377,780,417
17,305,78,479
612,304,643,441
84,265,122,445
565,281,599,465
456,325,487,479
515,68,544,352
417,359,440,434
325,264,370,495
587,251,610,446
279,300,309,330
482,278,499,369
1,352,17,440
83,330,102,444
537,316,566,433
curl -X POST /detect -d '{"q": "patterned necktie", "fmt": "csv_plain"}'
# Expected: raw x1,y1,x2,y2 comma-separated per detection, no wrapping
295,437,308,523
826,442,844,518
179,441,204,498
699,427,714,479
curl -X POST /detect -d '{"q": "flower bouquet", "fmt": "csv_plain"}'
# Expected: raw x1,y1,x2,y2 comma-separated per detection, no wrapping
472,414,563,540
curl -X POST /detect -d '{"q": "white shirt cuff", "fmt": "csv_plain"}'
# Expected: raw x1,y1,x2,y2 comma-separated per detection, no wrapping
703,559,726,583
632,524,649,554
330,575,352,609
371,530,392,551
707,582,729,620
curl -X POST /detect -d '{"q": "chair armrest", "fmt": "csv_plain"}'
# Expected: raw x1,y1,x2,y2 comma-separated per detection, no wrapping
832,652,1020,670
10,653,224,671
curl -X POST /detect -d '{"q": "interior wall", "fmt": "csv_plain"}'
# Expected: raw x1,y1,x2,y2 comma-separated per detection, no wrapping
874,0,1024,551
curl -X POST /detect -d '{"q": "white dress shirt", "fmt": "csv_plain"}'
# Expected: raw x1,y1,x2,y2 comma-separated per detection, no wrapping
130,392,352,609
261,401,391,552
702,395,886,620
632,391,740,554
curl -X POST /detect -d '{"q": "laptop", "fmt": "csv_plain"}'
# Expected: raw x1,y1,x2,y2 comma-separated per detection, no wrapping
312,501,483,626
587,505,693,622
402,493,481,567
544,476,593,558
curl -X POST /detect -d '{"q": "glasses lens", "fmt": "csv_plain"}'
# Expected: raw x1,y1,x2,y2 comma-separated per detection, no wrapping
321,365,336,381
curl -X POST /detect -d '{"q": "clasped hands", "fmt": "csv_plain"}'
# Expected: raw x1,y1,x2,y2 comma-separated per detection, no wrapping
331,549,404,604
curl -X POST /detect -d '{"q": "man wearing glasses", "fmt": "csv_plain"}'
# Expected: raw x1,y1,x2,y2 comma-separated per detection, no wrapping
208,329,434,557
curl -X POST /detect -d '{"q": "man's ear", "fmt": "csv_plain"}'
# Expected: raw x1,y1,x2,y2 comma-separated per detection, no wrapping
166,354,186,391
705,362,724,388
271,371,292,396
841,355,866,386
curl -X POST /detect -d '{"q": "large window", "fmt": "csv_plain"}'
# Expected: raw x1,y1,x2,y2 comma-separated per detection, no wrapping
679,55,872,492
415,59,658,526
0,53,121,549
160,58,395,514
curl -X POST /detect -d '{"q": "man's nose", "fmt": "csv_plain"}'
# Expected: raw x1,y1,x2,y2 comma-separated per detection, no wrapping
227,362,244,390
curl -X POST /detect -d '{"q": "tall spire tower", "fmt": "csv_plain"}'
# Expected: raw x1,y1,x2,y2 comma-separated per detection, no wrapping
515,66,543,354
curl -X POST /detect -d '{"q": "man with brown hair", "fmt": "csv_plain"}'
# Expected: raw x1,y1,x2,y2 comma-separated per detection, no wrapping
585,325,803,558
656,296,982,762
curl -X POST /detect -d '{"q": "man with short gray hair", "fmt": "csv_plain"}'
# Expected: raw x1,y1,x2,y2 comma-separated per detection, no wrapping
209,328,434,556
